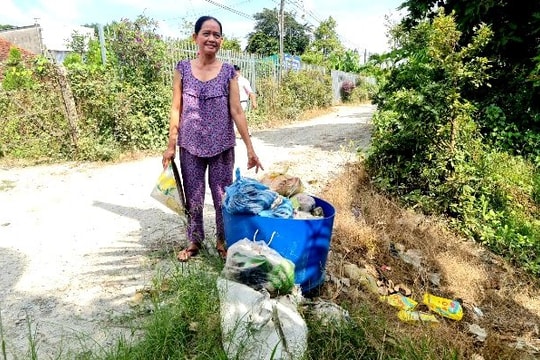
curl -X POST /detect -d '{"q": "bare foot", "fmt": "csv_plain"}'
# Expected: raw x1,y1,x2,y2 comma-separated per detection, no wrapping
177,243,200,262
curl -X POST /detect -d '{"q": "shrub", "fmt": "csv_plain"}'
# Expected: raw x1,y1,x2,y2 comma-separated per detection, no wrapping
256,69,332,123
367,10,540,276
2,48,35,90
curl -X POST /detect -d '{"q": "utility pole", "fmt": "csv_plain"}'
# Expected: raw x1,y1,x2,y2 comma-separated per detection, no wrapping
98,24,107,65
34,18,44,55
279,0,285,79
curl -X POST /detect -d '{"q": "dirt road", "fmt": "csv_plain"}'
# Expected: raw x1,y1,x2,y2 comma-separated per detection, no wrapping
0,104,374,358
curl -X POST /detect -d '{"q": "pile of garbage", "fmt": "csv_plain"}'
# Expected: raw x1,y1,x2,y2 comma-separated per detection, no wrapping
223,169,324,220
217,237,307,360
217,236,351,360
218,170,345,359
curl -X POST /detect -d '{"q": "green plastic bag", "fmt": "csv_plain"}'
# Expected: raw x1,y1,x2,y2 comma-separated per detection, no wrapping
222,238,295,296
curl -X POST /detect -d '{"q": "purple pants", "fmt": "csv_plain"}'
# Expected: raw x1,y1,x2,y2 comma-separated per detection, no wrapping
179,147,234,245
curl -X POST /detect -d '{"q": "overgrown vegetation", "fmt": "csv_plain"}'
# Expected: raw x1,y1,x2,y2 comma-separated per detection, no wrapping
366,11,540,276
252,69,332,126
0,15,345,163
400,0,540,161
2,2,540,359
0,51,77,161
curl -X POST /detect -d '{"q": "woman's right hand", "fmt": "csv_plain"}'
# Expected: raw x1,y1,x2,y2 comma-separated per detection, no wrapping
162,148,175,169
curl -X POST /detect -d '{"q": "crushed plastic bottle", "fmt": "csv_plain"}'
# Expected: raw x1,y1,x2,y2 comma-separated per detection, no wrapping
423,293,463,320
397,310,439,323
380,293,418,311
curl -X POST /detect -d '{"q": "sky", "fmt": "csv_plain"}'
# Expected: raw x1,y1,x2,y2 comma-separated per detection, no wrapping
0,0,406,54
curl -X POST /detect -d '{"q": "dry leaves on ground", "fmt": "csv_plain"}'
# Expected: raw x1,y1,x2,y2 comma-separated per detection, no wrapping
318,162,540,360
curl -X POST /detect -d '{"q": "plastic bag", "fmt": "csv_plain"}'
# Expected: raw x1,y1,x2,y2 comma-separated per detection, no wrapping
397,310,439,323
221,237,295,296
223,168,278,215
217,278,307,360
290,193,316,212
423,293,463,320
380,293,418,311
259,172,304,197
258,195,294,219
150,164,186,218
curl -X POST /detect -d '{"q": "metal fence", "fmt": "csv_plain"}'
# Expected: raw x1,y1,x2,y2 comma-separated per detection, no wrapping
163,40,370,104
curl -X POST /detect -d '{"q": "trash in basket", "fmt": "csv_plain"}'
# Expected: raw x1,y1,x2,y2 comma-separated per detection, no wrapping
223,196,335,292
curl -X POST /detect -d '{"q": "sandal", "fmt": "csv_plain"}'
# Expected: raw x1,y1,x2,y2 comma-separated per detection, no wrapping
216,241,227,260
177,243,200,262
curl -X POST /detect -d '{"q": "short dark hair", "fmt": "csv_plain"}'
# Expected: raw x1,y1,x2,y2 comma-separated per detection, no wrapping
233,65,240,71
194,16,222,34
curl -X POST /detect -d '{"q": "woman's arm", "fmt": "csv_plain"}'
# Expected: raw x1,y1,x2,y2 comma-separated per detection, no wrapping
249,91,258,109
162,70,183,168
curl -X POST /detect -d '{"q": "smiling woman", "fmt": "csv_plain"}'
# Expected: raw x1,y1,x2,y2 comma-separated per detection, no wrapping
161,15,264,262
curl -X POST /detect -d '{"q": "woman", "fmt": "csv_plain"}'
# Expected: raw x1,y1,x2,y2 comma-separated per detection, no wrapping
162,16,264,261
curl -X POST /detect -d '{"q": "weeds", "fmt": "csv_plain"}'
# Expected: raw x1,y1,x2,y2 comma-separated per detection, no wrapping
25,315,38,360
1,310,6,360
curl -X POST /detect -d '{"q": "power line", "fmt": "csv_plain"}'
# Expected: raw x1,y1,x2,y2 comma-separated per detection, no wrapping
189,0,254,20
157,0,257,31
201,0,254,20
286,0,322,24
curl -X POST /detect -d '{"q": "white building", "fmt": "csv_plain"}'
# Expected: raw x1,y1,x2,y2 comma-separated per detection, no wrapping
0,22,95,63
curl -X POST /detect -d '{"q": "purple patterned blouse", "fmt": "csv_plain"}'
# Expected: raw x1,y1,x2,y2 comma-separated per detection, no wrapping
176,59,236,157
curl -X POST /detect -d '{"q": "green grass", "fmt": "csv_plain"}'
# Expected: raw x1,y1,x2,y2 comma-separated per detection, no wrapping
1,311,7,360
0,236,466,360
1,248,465,360
94,257,227,360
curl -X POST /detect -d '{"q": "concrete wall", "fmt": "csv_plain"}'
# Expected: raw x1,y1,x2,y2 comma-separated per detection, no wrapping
1,23,95,62
0,25,43,54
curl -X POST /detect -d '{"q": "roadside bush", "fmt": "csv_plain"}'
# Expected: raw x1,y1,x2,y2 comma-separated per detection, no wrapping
66,63,169,160
350,77,377,104
0,58,77,160
368,10,540,276
107,15,167,86
454,151,540,274
257,69,332,123
61,17,170,161
0,15,336,163
1,48,35,91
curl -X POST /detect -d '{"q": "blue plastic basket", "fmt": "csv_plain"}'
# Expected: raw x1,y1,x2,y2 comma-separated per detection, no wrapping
223,196,335,292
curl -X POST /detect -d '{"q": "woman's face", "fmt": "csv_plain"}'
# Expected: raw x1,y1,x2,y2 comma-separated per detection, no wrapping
193,19,222,55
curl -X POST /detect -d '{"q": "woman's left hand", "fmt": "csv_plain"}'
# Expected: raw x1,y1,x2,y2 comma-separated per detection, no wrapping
247,152,264,173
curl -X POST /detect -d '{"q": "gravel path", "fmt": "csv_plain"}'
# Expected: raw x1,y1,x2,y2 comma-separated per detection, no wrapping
0,104,374,358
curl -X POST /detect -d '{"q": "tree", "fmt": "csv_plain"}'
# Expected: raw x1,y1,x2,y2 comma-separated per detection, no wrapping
309,17,343,56
0,24,15,31
399,0,540,157
400,0,540,63
301,17,360,72
246,8,310,56
65,30,92,57
222,37,242,52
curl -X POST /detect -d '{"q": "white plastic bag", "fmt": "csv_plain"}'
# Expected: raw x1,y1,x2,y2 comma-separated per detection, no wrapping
221,237,295,296
217,278,307,360
150,164,186,219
